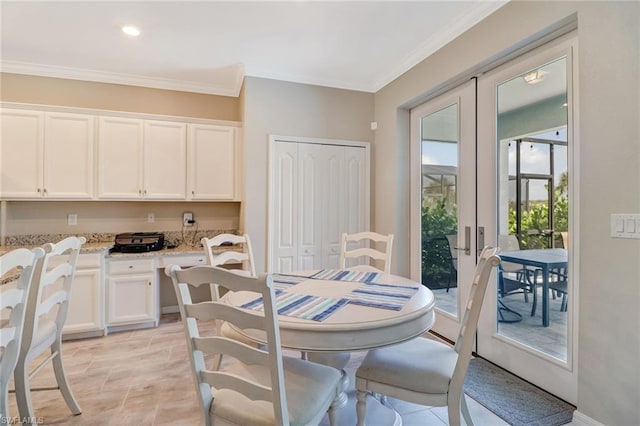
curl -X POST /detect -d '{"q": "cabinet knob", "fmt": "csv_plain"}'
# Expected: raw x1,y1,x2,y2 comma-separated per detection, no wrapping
43,188,48,195
192,190,195,195
304,249,310,254
139,189,142,195
128,265,133,269
37,188,41,193
143,189,147,195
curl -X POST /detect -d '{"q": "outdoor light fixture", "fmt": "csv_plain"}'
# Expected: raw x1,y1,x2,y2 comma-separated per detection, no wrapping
121,25,141,37
522,69,546,84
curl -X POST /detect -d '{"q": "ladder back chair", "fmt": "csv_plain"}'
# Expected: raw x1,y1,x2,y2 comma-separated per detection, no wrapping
201,233,259,368
339,232,394,274
14,236,86,420
201,233,256,300
355,246,501,426
165,264,342,426
0,247,45,419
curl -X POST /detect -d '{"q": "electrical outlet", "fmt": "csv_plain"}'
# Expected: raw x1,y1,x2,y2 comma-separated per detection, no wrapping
183,212,194,227
67,214,78,226
147,213,155,223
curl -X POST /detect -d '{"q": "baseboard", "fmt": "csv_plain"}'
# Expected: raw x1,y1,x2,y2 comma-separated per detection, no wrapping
161,305,180,314
106,321,156,334
572,410,604,426
62,329,106,341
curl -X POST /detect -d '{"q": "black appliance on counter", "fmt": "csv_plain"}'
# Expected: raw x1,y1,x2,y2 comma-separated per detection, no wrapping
111,232,165,253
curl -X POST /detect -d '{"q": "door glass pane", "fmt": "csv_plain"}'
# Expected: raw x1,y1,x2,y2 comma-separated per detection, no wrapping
421,103,458,316
496,57,569,361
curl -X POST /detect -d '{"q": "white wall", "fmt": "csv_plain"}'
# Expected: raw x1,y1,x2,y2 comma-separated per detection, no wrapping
373,1,639,424
241,77,374,274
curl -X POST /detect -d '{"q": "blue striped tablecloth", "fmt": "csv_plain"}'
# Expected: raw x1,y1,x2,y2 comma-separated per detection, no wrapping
271,274,308,290
309,269,381,283
241,290,349,322
347,282,420,311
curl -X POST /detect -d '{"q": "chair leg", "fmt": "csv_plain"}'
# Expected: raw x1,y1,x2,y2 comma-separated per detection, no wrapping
461,393,474,426
327,402,339,426
356,390,367,426
447,395,462,426
14,357,35,421
1,380,10,419
530,284,538,317
561,294,568,312
51,340,81,415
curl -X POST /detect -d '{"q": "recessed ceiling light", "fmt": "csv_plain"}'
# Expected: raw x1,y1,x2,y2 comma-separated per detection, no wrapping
121,25,141,37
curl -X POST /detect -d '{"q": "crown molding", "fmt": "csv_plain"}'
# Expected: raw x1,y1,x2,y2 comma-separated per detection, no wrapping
372,1,508,91
1,61,243,98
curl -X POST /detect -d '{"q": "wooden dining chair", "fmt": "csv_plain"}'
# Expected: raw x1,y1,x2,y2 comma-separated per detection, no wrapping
14,236,86,420
201,233,260,368
355,246,501,426
339,231,394,274
201,233,256,300
0,247,45,419
165,264,342,426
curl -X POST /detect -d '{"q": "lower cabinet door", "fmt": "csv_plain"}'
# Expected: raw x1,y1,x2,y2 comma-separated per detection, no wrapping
108,273,156,325
64,267,104,334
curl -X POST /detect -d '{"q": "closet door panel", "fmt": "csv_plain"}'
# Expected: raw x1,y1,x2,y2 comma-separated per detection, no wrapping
298,145,323,270
271,142,298,273
323,149,344,268
343,146,368,234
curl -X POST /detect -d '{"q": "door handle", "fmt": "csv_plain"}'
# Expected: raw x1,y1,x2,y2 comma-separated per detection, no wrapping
477,226,485,255
452,226,471,256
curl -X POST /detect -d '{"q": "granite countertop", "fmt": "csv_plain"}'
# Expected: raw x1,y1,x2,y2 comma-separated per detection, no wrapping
0,229,238,286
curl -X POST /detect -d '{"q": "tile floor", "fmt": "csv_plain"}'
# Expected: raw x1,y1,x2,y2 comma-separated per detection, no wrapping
5,314,509,426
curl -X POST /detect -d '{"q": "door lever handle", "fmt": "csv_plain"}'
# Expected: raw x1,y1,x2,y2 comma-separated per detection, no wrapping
452,226,471,256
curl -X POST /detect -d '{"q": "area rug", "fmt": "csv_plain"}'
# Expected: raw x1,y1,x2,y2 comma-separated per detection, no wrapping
464,358,575,426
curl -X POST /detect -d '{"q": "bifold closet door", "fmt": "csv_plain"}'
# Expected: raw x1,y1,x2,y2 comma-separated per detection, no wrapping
269,139,368,273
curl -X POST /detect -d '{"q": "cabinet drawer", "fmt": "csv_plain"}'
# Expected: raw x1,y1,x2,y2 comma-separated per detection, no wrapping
157,254,206,268
109,258,155,275
48,253,102,269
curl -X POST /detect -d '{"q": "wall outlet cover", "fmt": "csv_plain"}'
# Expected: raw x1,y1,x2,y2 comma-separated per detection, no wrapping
183,212,194,226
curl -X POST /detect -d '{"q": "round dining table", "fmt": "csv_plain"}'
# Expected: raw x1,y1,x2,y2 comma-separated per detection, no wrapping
223,266,436,425
223,266,436,352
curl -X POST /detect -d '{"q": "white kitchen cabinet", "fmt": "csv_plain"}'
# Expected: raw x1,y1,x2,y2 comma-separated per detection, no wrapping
187,123,239,200
40,252,105,339
106,257,158,330
98,117,187,200
0,109,95,199
269,139,369,273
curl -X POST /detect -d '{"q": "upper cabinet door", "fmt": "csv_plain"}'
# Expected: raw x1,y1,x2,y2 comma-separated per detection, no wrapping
98,116,144,199
143,120,187,200
0,109,44,198
0,109,94,199
43,112,95,199
187,124,237,200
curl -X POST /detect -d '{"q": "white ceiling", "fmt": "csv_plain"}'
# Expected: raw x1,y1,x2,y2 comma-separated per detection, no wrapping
0,1,508,97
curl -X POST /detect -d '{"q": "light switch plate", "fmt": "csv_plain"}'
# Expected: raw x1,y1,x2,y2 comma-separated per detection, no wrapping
611,214,640,239
68,214,78,226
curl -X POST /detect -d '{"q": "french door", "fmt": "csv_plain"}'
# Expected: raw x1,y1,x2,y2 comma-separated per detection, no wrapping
412,36,577,403
410,80,476,341
476,37,577,404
